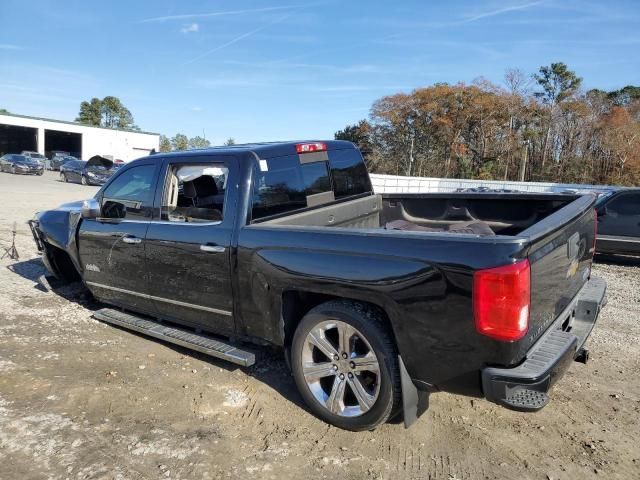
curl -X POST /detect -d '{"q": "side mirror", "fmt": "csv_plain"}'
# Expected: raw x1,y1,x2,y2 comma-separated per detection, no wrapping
81,198,100,219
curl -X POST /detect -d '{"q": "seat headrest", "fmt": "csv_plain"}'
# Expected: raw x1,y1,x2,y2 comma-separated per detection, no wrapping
193,175,218,197
183,181,197,198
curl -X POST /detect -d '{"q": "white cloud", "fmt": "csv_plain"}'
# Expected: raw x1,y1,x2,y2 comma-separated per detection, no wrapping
191,106,203,112
463,1,544,23
180,23,199,34
142,5,300,23
0,44,21,50
182,14,290,65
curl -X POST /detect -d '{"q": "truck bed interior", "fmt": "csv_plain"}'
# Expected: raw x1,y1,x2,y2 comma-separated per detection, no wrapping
260,193,579,236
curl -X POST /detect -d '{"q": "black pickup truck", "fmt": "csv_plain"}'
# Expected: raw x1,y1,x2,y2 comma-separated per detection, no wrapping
29,141,606,431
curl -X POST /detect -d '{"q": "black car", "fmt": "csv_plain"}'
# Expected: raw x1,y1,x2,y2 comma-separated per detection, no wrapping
50,155,78,171
60,156,115,186
29,141,606,431
595,188,640,256
0,154,44,175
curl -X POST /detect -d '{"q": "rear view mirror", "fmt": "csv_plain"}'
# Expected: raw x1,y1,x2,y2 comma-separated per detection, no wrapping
81,198,100,219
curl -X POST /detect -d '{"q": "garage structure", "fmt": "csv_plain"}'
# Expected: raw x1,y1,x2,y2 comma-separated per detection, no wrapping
0,112,159,162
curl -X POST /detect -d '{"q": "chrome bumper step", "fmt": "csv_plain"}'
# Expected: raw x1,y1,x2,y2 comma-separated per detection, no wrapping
93,308,255,367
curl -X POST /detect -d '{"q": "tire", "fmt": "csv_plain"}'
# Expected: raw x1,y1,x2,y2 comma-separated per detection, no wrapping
61,173,68,183
291,300,401,431
81,175,88,185
11,166,16,174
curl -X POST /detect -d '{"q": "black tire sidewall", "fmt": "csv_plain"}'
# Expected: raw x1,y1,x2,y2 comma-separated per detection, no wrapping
291,303,398,431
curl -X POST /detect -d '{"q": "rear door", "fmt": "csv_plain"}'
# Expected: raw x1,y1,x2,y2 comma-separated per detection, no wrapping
68,161,82,182
597,191,640,254
78,161,160,314
144,155,237,335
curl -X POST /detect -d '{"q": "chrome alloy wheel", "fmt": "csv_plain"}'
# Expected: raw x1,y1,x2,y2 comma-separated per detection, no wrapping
301,319,381,417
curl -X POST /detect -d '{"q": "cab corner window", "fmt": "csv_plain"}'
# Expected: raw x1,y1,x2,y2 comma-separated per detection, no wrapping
101,164,156,220
162,164,227,223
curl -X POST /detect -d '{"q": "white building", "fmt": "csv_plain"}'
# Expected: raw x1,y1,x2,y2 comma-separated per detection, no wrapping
0,112,159,162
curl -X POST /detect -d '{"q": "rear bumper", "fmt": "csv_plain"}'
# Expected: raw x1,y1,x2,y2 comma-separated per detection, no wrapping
481,276,607,412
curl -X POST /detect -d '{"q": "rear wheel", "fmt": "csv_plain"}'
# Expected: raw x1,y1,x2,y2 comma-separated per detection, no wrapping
81,175,88,185
291,300,401,431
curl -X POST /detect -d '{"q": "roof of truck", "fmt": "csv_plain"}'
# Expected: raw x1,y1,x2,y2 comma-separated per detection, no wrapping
157,140,357,159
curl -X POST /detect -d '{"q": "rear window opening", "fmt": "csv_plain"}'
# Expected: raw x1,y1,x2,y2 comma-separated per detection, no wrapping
162,164,228,223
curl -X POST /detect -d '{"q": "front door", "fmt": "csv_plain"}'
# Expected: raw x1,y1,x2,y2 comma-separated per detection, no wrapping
78,162,160,314
144,156,236,335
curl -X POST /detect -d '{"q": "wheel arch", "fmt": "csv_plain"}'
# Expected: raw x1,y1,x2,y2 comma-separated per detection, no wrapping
280,290,399,360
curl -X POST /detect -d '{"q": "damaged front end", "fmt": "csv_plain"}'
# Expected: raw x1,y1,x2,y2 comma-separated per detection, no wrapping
28,201,85,282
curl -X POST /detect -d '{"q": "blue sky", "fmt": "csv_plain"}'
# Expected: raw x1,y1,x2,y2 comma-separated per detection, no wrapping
1,0,639,143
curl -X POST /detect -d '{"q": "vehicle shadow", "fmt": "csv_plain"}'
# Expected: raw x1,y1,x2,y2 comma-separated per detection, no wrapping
6,257,310,414
594,253,640,267
6,257,99,308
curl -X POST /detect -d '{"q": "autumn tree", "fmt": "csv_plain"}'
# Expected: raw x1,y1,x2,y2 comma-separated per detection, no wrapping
334,63,639,186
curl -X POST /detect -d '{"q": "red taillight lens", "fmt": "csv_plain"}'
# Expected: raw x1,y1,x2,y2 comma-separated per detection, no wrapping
473,259,531,342
296,142,327,154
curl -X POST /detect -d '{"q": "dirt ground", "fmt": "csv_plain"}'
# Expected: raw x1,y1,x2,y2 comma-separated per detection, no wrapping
0,170,638,480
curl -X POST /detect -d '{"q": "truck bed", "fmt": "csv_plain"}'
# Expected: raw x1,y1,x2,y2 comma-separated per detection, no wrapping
261,191,579,236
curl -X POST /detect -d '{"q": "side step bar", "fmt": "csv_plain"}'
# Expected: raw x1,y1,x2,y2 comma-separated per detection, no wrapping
93,308,255,367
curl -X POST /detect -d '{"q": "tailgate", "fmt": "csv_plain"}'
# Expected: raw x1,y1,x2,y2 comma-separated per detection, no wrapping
519,194,598,351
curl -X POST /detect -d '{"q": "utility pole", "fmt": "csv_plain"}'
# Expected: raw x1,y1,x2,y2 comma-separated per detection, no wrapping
519,140,529,182
407,135,415,176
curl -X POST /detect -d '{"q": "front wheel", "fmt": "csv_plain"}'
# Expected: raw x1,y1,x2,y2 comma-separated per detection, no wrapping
81,175,88,185
291,300,401,431
61,173,68,183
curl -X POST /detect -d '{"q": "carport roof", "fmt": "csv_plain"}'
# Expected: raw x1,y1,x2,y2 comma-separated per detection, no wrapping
0,112,159,136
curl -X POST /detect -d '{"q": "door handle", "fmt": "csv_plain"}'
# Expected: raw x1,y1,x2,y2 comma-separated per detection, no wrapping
200,244,225,253
122,236,142,244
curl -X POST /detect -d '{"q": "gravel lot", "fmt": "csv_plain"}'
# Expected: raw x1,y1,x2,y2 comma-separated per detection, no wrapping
0,170,638,480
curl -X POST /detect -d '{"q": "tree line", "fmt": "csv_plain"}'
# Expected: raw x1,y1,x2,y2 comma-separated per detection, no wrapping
158,134,236,152
75,96,237,152
335,63,640,186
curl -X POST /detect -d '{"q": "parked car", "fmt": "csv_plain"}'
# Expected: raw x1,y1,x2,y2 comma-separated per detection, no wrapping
29,141,606,431
0,153,44,175
49,150,70,159
21,150,47,166
50,154,78,171
595,188,640,256
60,156,115,186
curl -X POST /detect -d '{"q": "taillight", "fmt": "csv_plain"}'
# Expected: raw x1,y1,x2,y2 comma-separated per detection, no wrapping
473,259,531,342
296,142,327,154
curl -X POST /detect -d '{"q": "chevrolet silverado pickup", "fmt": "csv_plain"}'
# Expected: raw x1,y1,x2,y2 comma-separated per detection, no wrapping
29,140,607,431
